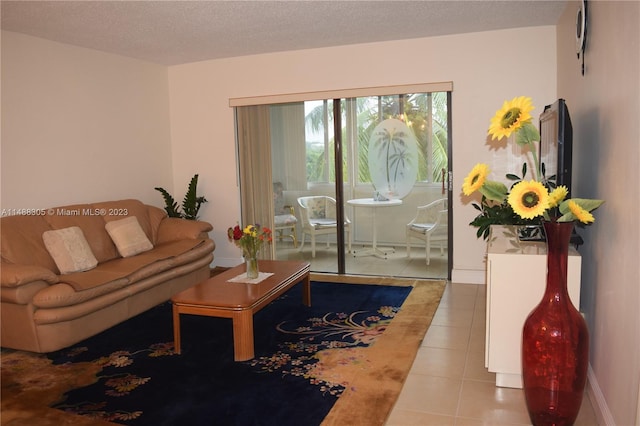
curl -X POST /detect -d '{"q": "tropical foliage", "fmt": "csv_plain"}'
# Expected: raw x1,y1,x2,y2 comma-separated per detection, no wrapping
154,174,208,220
304,92,448,184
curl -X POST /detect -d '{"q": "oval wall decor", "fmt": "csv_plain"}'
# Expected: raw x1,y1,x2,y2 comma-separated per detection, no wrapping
367,118,418,200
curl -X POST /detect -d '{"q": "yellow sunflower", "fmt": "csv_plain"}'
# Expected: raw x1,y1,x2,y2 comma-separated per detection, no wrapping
507,180,550,219
462,163,489,196
548,185,568,208
568,200,595,224
488,96,534,141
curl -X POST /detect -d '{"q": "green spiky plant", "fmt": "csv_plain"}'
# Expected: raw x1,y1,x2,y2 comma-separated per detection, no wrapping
154,174,208,220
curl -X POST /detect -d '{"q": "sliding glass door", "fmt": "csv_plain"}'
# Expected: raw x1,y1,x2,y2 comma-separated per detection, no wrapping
234,85,452,280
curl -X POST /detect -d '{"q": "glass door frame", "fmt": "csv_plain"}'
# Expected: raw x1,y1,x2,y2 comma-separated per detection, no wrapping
231,82,454,279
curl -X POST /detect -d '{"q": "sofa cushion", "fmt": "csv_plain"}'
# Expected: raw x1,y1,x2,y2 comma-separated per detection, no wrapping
32,278,130,309
51,268,133,292
106,216,154,258
1,280,50,305
0,215,58,272
55,238,208,291
43,203,119,264
156,218,214,244
42,227,98,274
124,239,213,284
1,263,59,288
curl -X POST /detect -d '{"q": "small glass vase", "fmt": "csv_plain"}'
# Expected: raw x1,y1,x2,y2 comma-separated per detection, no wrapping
245,255,259,279
522,221,589,425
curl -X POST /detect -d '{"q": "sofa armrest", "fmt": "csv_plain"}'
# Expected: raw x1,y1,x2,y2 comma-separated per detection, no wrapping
1,263,59,288
156,218,213,244
1,280,50,304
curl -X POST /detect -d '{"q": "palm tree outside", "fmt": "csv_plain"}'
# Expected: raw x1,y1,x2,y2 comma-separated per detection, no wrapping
303,92,448,186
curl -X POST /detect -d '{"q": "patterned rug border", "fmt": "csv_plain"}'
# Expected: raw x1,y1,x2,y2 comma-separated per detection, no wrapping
320,278,446,426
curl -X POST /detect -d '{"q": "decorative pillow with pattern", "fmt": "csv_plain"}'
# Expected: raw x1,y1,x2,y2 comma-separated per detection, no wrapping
43,226,98,274
308,198,326,219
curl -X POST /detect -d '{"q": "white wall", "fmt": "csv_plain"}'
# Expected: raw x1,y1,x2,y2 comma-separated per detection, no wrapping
167,27,557,269
556,2,640,425
1,31,173,209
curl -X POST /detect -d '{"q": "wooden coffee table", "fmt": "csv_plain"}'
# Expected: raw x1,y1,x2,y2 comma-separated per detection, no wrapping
171,260,311,361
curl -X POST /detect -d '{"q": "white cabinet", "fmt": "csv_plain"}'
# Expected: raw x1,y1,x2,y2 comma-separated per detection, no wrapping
484,226,582,388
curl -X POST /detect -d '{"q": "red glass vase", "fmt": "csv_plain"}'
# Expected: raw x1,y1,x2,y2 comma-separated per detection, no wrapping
522,221,589,426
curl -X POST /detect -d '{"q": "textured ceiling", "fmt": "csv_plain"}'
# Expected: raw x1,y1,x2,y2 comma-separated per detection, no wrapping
1,1,568,65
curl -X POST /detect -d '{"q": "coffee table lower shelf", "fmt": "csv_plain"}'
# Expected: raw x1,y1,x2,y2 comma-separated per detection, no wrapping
171,260,311,361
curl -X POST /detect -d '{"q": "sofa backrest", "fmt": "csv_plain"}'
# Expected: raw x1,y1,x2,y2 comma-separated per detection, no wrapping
1,199,167,273
91,199,166,245
1,214,59,272
43,203,120,264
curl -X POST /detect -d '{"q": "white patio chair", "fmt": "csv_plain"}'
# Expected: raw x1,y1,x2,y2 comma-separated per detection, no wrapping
406,198,448,265
297,196,351,258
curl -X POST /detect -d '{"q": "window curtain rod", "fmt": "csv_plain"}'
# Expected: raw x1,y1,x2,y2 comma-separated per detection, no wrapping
229,82,453,107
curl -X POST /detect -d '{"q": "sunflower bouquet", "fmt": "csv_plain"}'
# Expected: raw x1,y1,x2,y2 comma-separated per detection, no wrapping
463,96,603,240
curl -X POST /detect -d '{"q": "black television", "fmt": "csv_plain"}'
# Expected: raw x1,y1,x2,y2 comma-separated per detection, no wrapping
539,99,573,195
539,99,583,246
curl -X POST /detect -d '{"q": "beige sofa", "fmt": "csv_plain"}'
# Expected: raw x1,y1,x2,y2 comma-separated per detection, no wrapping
0,199,215,353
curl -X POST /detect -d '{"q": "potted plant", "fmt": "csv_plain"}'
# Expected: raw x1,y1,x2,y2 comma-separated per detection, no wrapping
155,174,207,220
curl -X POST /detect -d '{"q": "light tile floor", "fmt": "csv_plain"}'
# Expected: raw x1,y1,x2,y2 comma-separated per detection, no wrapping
386,282,599,425
278,240,598,425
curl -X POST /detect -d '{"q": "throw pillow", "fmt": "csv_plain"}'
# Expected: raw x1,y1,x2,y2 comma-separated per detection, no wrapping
42,226,99,274
105,216,153,258
307,198,326,219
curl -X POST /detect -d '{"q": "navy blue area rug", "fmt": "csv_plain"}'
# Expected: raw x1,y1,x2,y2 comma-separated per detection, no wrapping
47,281,413,425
